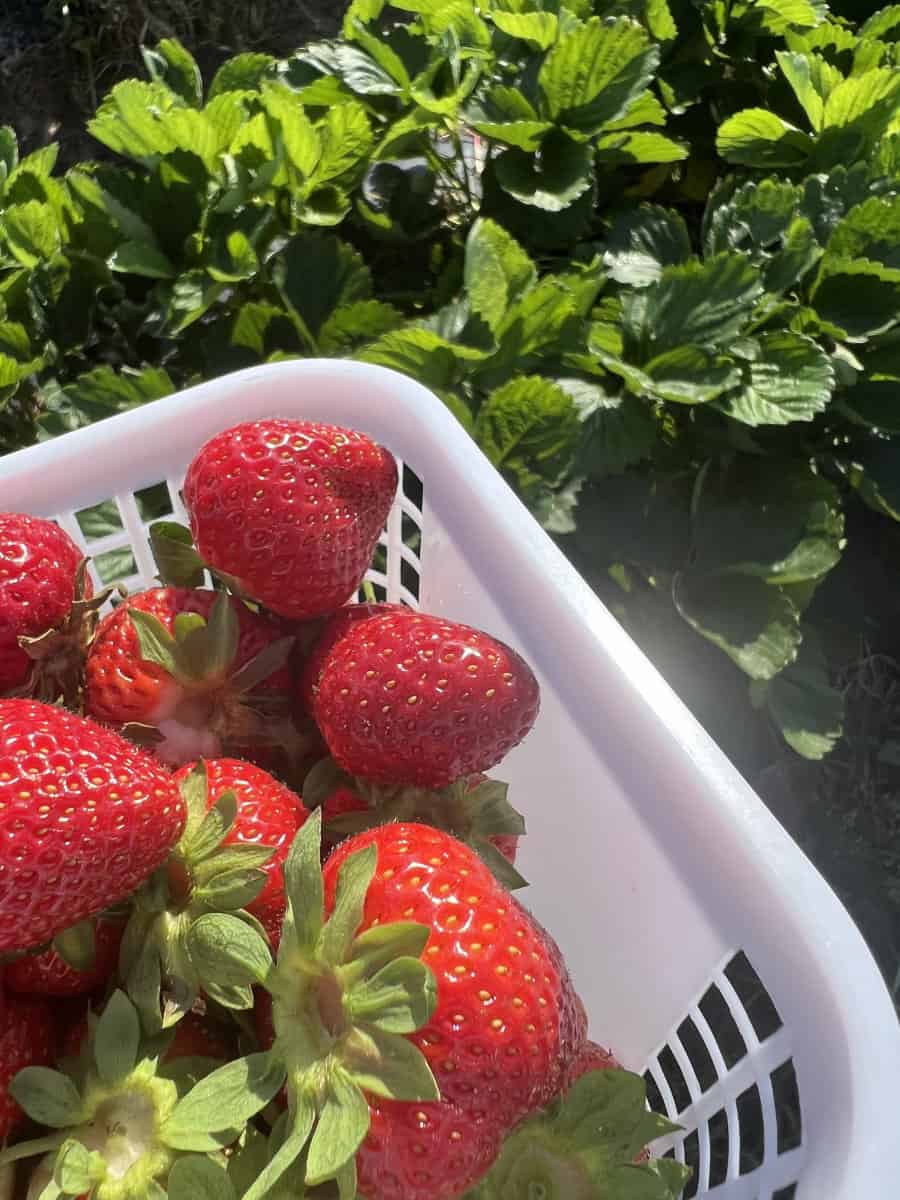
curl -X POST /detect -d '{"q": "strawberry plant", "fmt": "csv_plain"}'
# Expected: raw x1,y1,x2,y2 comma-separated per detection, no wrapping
1,0,900,776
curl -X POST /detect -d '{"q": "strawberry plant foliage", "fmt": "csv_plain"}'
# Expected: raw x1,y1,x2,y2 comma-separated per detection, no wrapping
3,2,900,760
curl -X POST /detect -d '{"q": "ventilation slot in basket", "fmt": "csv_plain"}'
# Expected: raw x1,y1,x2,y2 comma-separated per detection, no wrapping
642,949,803,1198
359,458,424,608
68,484,178,600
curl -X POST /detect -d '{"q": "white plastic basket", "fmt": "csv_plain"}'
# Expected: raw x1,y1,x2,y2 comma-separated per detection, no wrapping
1,360,898,1200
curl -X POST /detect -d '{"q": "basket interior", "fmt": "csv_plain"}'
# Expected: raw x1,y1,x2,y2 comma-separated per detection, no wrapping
50,462,805,1200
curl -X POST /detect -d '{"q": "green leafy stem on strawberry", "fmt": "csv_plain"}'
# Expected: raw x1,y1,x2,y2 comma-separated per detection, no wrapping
148,809,440,1200
121,762,279,1031
304,757,528,890
0,990,237,1200
118,590,297,764
462,1067,692,1200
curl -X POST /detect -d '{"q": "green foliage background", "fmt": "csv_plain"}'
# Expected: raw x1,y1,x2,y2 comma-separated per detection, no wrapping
1,2,900,989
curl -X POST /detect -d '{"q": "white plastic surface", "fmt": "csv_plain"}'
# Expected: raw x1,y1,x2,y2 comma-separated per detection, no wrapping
2,360,898,1199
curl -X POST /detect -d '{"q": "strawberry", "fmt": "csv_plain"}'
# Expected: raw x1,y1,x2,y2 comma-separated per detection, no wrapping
0,513,104,705
119,759,305,1026
171,757,310,945
182,419,398,621
4,917,124,998
298,600,403,713
308,607,540,789
84,587,295,767
0,699,184,954
0,992,54,1140
210,816,586,1200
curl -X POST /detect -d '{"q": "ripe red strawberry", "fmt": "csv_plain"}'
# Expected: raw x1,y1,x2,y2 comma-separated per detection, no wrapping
84,587,294,766
172,758,310,944
183,419,398,621
250,819,585,1200
4,917,124,998
165,1009,235,1063
298,601,403,713
0,699,185,954
310,608,540,788
0,992,54,1139
0,513,101,703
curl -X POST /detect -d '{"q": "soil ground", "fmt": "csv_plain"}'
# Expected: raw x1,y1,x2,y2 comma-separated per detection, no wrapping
0,1,342,166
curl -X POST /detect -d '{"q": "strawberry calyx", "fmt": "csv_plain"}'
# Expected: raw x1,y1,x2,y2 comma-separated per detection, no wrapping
304,757,528,890
0,991,230,1200
122,591,295,765
157,810,439,1200
120,762,278,1030
463,1069,692,1200
12,561,115,708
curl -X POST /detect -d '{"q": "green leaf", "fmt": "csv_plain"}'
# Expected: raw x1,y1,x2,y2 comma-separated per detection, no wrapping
476,377,581,489
305,1071,370,1186
539,17,660,133
94,991,141,1086
345,957,437,1033
716,109,813,167
674,574,801,680
187,913,272,990
54,366,174,432
208,53,276,99
494,136,594,212
464,219,536,335
319,846,377,966
821,66,900,130
149,522,206,589
109,240,177,279
718,332,834,426
142,39,203,107
848,444,900,521
467,118,552,151
161,1053,287,1145
593,130,688,164
776,51,826,132
10,1068,84,1129
624,254,764,354
825,194,900,272
276,233,372,342
492,10,558,49
53,1139,104,1197
812,257,900,339
129,609,179,675
167,1154,237,1200
240,1097,316,1200
765,632,843,759
283,808,324,953
603,205,691,286
345,923,431,984
357,328,460,390
578,390,657,478
3,200,60,267
317,101,374,187
643,346,741,404
88,81,183,161
195,868,268,912
344,1025,439,1101
319,300,404,353
203,591,240,679
692,460,844,585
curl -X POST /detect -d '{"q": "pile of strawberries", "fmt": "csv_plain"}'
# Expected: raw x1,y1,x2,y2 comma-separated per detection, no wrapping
0,418,690,1200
